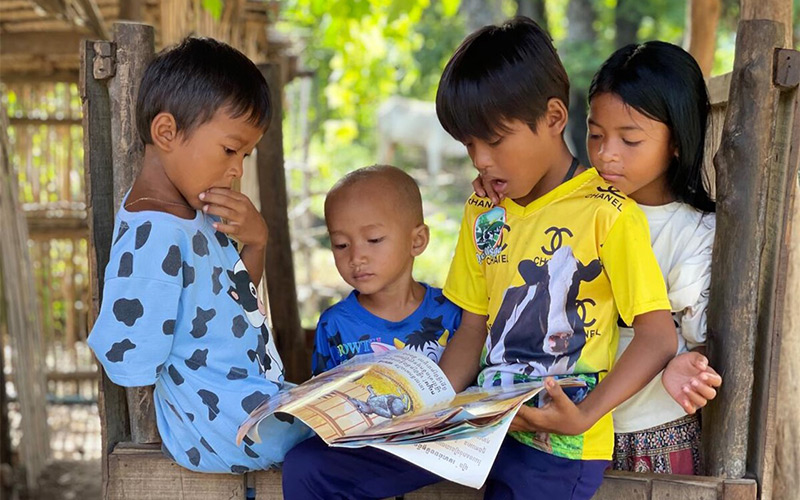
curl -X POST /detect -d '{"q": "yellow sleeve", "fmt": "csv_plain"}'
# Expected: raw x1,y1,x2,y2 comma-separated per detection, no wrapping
600,204,671,325
443,201,489,315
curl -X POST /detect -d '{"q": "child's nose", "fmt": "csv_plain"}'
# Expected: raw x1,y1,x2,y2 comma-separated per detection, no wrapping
230,159,244,179
471,144,492,172
597,142,619,163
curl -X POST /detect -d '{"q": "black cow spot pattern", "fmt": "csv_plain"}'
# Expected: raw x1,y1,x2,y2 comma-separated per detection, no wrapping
200,437,215,454
118,252,133,277
198,389,220,421
433,294,446,305
227,367,248,380
186,447,201,467
168,365,184,385
114,221,129,244
190,307,216,338
231,465,249,474
155,363,165,377
135,221,152,249
162,319,175,335
162,245,181,276
244,446,259,458
215,231,230,247
165,399,183,422
242,436,255,446
192,231,209,256
241,391,269,414
232,315,248,338
182,262,195,287
112,298,143,326
211,267,223,295
185,348,209,370
275,413,296,425
186,412,194,422
106,339,135,362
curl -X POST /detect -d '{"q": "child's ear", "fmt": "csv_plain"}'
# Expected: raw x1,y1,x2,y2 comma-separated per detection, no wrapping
150,112,179,152
411,223,430,257
544,98,569,136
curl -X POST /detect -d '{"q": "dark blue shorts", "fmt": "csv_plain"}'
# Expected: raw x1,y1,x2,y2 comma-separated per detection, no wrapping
281,435,609,500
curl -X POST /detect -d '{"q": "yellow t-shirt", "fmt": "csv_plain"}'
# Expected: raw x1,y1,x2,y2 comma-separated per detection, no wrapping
443,168,670,461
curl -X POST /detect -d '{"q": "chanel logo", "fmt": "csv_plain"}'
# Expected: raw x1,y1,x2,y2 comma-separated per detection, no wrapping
541,226,573,255
596,185,625,199
576,298,596,327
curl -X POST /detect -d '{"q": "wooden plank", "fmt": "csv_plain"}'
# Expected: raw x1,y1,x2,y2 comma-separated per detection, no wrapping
704,19,786,479
722,479,757,500
106,21,160,445
82,36,132,500
0,31,86,56
9,117,82,126
708,72,731,106
0,70,80,83
256,62,309,384
651,478,719,500
592,471,650,500
252,469,282,500
107,445,246,500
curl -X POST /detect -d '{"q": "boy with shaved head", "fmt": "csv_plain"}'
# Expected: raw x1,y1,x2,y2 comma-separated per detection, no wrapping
310,164,461,374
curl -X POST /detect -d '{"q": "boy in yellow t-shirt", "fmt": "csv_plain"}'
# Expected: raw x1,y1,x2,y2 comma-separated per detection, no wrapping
283,17,689,500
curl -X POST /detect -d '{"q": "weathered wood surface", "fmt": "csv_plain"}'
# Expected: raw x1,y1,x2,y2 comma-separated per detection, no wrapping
771,48,800,500
108,445,246,500
106,22,161,446
82,37,132,500
257,62,310,384
704,19,786,480
0,90,50,492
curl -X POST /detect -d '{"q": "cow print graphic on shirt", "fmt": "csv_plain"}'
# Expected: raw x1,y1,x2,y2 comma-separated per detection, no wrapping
192,231,209,256
162,245,181,276
135,221,152,249
185,348,209,370
112,298,143,326
190,307,216,338
106,339,135,362
118,252,133,277
198,389,220,421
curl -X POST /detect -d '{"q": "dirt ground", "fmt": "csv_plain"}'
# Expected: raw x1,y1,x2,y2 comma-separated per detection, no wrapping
19,459,101,500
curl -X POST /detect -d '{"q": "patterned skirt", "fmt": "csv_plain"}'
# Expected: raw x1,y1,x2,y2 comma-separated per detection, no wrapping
613,413,702,475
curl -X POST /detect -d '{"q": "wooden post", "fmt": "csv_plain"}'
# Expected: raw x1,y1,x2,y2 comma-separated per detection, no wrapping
768,48,800,500
0,96,50,492
256,63,309,384
105,22,160,445
82,37,131,499
704,18,787,480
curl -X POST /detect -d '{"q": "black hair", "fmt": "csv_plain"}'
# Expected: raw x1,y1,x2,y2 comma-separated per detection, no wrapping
435,16,570,143
588,41,715,213
135,37,270,145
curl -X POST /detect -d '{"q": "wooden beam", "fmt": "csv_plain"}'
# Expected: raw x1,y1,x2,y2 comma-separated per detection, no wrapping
0,69,79,84
0,31,86,56
10,117,82,127
107,22,159,445
708,72,732,107
76,0,110,39
256,62,309,384
704,19,787,480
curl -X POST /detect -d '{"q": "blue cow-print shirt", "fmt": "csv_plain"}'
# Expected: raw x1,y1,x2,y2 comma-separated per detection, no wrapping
312,284,462,375
88,198,312,473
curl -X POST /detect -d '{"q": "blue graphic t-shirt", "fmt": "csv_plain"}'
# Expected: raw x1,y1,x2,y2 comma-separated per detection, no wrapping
312,284,462,375
88,197,311,473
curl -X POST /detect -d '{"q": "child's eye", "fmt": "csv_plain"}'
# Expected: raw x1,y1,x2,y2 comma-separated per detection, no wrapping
622,139,643,146
367,237,385,244
588,134,602,140
488,137,504,147
223,147,237,155
332,243,347,250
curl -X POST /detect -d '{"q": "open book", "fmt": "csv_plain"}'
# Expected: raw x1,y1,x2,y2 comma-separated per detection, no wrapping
237,350,585,488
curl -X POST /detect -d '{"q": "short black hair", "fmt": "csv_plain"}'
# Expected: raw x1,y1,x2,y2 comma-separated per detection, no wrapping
589,41,714,213
436,16,569,142
136,37,270,144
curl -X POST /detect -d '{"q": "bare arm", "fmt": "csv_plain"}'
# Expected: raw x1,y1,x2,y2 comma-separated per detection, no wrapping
438,310,489,392
240,243,266,287
511,309,677,435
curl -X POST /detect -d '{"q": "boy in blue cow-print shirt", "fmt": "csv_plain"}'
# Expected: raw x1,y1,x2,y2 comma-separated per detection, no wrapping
88,37,312,473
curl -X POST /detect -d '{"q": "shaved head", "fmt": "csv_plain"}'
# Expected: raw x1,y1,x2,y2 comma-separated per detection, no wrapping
325,165,424,227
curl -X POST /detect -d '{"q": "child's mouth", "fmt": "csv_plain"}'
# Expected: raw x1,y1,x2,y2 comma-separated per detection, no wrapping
491,179,508,194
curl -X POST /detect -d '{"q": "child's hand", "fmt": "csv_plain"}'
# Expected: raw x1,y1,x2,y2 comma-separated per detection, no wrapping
472,174,504,206
662,351,722,414
199,188,268,248
508,378,593,436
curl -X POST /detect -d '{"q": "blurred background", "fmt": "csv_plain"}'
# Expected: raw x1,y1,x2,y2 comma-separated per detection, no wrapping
0,1,798,498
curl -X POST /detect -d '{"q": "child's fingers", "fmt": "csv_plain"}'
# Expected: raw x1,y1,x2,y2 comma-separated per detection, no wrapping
699,370,722,388
200,189,248,210
682,385,709,410
472,176,487,197
211,221,240,236
690,378,718,400
690,353,709,371
203,203,238,221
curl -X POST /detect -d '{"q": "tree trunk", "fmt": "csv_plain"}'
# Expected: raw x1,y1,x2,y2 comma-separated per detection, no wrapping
516,0,548,32
741,1,792,47
614,0,640,49
685,0,721,77
460,0,506,33
564,0,597,167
